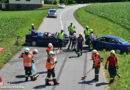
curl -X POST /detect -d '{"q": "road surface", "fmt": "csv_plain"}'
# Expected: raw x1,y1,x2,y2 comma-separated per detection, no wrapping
0,4,108,90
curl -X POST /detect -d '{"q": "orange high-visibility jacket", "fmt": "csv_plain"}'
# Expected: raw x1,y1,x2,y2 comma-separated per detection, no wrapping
46,46,54,52
46,57,54,70
93,54,101,66
23,54,32,67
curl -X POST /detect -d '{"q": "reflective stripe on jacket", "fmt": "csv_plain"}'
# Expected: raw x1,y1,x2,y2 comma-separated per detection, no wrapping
46,57,54,70
23,54,32,67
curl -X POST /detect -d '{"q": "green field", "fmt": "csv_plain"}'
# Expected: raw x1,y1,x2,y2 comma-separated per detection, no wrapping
0,10,48,69
74,2,130,90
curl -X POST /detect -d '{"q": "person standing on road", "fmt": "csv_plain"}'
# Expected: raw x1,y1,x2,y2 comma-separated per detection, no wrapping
84,26,90,45
30,49,39,80
77,33,84,57
89,29,94,50
67,23,74,50
92,50,103,82
105,50,118,83
19,48,33,81
71,31,77,51
46,43,54,56
68,23,74,35
58,30,64,50
45,51,59,86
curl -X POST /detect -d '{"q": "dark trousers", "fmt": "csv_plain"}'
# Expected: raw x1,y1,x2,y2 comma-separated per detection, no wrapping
85,35,90,46
77,44,83,52
24,67,33,78
108,66,117,79
94,66,100,80
58,39,63,49
46,69,56,80
77,44,83,56
71,39,76,49
68,38,72,49
46,69,57,84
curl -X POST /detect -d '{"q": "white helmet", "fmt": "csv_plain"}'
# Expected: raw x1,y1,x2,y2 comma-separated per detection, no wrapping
49,51,55,55
92,49,98,54
24,48,30,52
48,43,53,47
33,49,38,53
32,24,34,26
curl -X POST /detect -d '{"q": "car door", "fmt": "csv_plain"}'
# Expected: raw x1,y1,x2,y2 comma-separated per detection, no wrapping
94,37,106,49
103,38,119,50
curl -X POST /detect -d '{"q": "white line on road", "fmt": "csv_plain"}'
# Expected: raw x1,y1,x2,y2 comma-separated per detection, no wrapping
59,10,64,30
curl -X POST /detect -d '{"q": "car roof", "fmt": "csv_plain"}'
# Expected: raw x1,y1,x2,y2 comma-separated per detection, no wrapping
102,35,121,40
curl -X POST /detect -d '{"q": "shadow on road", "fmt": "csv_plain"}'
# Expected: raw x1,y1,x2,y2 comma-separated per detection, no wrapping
16,75,25,78
9,80,25,84
96,82,109,87
33,84,46,89
79,79,95,85
38,71,47,74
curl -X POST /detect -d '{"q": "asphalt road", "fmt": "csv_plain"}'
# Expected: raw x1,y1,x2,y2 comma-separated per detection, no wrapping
0,4,108,90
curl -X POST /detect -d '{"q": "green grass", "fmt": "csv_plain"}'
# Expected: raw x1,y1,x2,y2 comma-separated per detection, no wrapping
74,2,130,90
0,10,48,69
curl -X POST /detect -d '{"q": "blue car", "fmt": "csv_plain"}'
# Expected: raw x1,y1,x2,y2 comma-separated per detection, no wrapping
93,35,130,53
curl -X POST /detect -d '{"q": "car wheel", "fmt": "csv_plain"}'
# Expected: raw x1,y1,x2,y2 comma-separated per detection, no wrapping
115,49,121,54
32,41,37,46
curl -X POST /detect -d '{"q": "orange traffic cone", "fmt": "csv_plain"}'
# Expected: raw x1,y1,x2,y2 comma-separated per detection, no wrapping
0,76,3,88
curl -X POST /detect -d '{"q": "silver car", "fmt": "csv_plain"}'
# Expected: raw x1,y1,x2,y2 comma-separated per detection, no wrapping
58,3,65,8
48,9,57,18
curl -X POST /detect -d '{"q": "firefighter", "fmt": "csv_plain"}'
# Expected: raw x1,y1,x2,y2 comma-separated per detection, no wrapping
68,23,74,50
71,31,77,51
77,33,84,57
89,29,94,50
92,50,103,81
68,23,74,35
84,26,90,45
46,43,54,56
58,30,64,50
19,48,33,81
105,50,118,83
45,51,59,86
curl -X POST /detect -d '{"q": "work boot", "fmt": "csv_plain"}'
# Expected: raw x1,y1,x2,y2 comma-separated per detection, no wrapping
25,77,28,82
53,79,59,85
45,79,51,86
31,76,34,81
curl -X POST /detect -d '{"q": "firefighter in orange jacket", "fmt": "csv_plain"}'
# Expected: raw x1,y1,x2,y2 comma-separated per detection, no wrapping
45,51,59,86
92,50,103,81
19,48,33,81
46,43,54,56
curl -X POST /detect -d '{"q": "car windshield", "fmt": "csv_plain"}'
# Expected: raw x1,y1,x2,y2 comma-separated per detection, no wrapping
38,32,43,37
49,10,56,13
118,38,127,43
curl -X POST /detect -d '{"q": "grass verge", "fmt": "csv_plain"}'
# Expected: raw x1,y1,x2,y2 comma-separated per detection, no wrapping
74,2,130,90
0,9,48,69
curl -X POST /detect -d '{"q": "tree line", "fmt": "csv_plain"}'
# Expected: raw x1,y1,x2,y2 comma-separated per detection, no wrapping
45,0,130,4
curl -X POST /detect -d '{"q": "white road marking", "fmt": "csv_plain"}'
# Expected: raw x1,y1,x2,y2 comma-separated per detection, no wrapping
59,10,64,30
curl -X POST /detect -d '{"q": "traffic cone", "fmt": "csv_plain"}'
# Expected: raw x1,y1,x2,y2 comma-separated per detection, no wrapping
0,76,3,88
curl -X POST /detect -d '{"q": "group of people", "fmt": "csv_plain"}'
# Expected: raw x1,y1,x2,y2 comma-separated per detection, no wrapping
19,42,59,86
18,23,119,86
